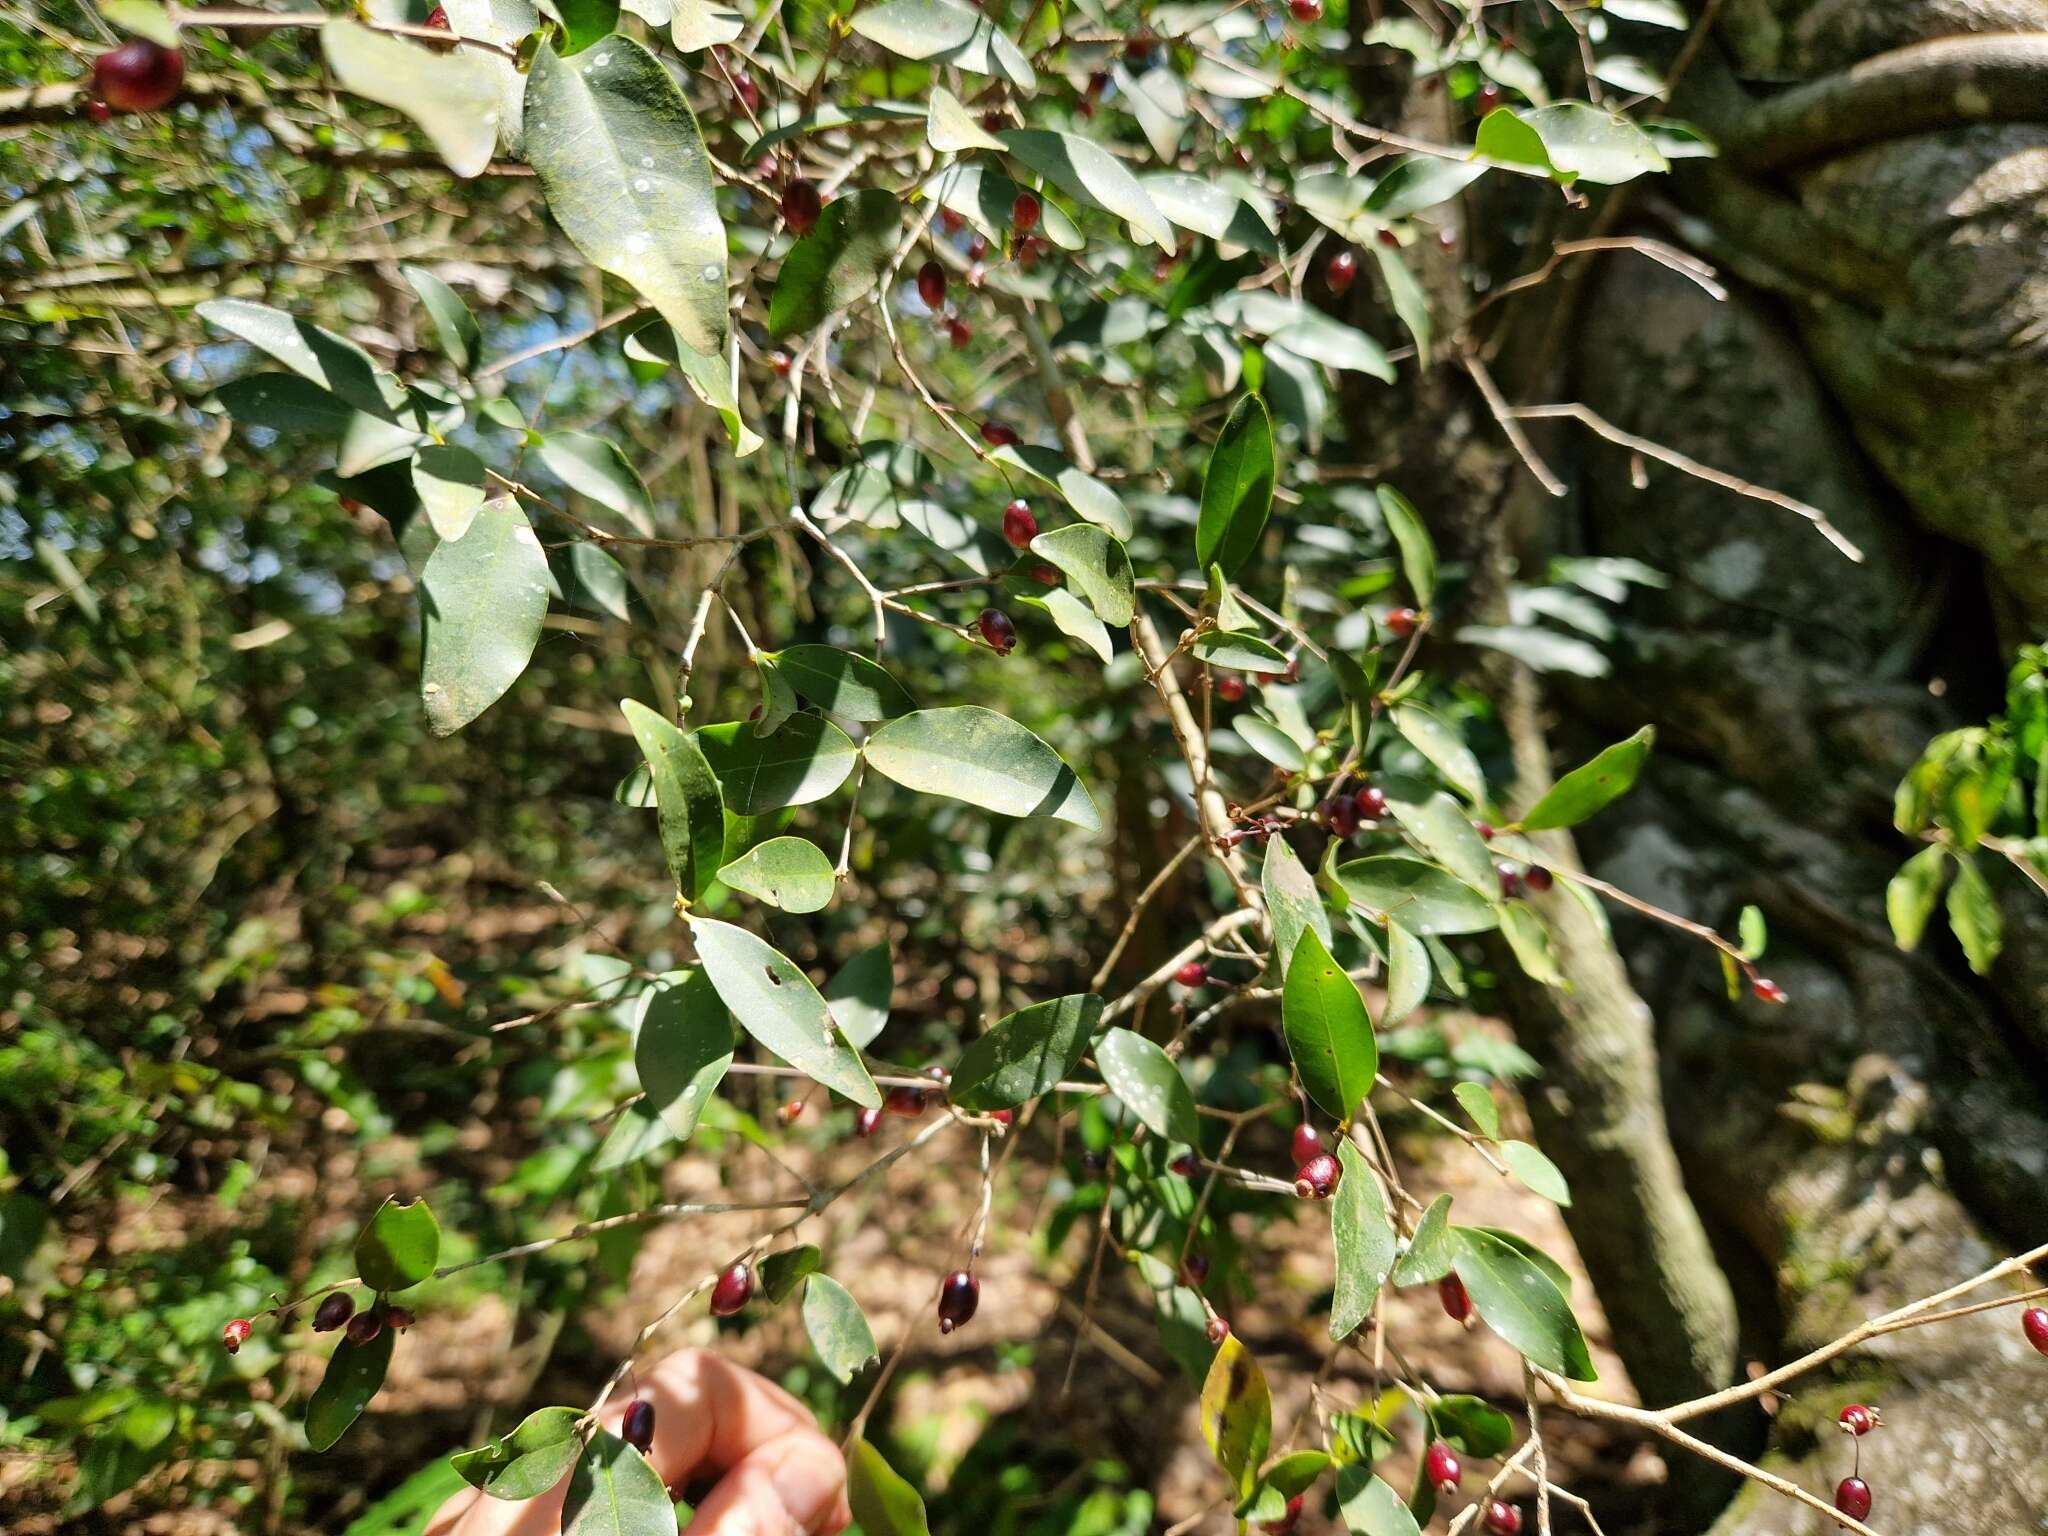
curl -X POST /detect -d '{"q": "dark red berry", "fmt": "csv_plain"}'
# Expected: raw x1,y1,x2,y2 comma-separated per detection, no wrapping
989,1108,1014,1126
345,1306,383,1346
1525,865,1554,892
883,1084,929,1118
977,607,1017,655
1838,1404,1881,1436
1384,606,1421,638
855,1105,883,1138
769,350,792,377
2023,1306,2048,1354
385,1305,416,1330
1029,563,1059,586
1002,499,1038,548
1497,862,1524,899
1328,797,1362,837
980,419,1019,448
1482,1501,1522,1536
1011,191,1041,234
731,69,761,113
948,318,972,349
779,1098,805,1123
937,1269,979,1333
1262,1493,1304,1533
84,99,112,122
1206,1315,1231,1343
916,260,947,309
781,179,822,236
222,1318,253,1354
1082,1149,1107,1172
1835,1477,1872,1521
312,1293,355,1333
1439,1272,1473,1322
1294,1152,1341,1199
1182,1252,1211,1285
1288,0,1322,21
1474,821,1496,840
93,39,184,113
1326,248,1358,294
711,1262,754,1316
1425,1440,1462,1495
1086,70,1108,98
1128,39,1153,68
1171,1153,1199,1178
968,234,989,261
1752,977,1789,1005
1216,675,1247,703
940,208,964,235
1355,785,1389,821
421,4,457,48
1291,1123,1322,1166
623,1399,657,1452
1376,228,1401,249
1476,83,1503,113
1175,960,1207,988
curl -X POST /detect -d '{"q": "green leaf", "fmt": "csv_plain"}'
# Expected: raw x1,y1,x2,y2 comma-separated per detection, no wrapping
418,497,551,735
198,299,403,420
1521,103,1669,184
1427,1395,1514,1459
621,699,725,900
1338,857,1498,936
1234,715,1307,773
928,84,1006,152
998,128,1175,248
847,1437,932,1536
1196,394,1276,577
355,1196,440,1292
669,0,746,51
1452,1082,1499,1139
689,920,882,1108
1194,630,1289,676
1497,903,1563,987
592,1104,675,1172
717,836,837,913
306,1326,394,1451
1199,1332,1271,1504
412,445,488,542
1330,1142,1395,1340
634,970,733,1139
1282,929,1378,1122
1264,834,1334,982
864,707,1099,830
769,189,904,336
697,716,858,813
539,431,655,537
925,164,1085,252
851,0,1036,88
452,1406,584,1500
550,0,620,53
402,265,482,374
1737,903,1768,960
1474,106,1555,175
215,376,420,477
1886,844,1950,952
1449,1226,1597,1380
1365,156,1489,218
524,36,728,356
1382,920,1429,1026
560,1430,674,1536
1469,1226,1573,1295
802,1275,879,1382
323,21,503,179
1032,586,1114,663
1336,1466,1422,1536
1390,1194,1454,1285
1388,792,1493,895
1501,1140,1571,1206
1028,524,1134,626
989,443,1133,539
771,645,915,720
1390,705,1484,803
1374,486,1435,608
1947,853,2003,975
1143,172,1278,255
1370,243,1431,369
951,994,1102,1110
1263,1450,1334,1501
100,0,180,46
758,1245,822,1304
1519,727,1654,831
1095,1027,1201,1146
824,943,892,1050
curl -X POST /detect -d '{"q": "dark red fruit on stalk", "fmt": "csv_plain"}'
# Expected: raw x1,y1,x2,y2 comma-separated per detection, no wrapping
884,1084,928,1118
1753,977,1789,1005
1216,675,1247,703
222,1318,253,1354
1474,821,1496,840
779,1098,805,1123
781,179,822,236
1328,797,1362,837
622,1399,657,1453
1018,236,1044,272
1206,1314,1231,1344
940,208,965,235
1086,70,1108,99
1290,1122,1322,1166
948,318,972,349
981,419,1019,448
1262,1493,1304,1533
731,69,761,113
1011,190,1041,234
1294,1152,1341,1199
312,1293,355,1333
386,1305,416,1330
93,39,184,113
345,1306,384,1346
1171,1152,1198,1178
1175,961,1208,988
85,99,112,122
989,1108,1014,1126
1384,606,1421,638
1482,1501,1523,1536
1439,1272,1473,1322
711,1262,754,1316
1376,228,1401,249
1182,1252,1210,1285
1326,248,1358,294
769,350,792,378
977,607,1017,655
968,234,990,261
855,1105,883,1138
1029,564,1060,586
1425,1440,1462,1495
1525,865,1554,892
420,4,457,48
1838,1403,1881,1436
1476,82,1503,113
1497,862,1524,899
2022,1306,2048,1354
916,260,948,309
1355,785,1389,820
1288,0,1322,21
1835,1477,1872,1521
937,1269,979,1333
1002,499,1038,548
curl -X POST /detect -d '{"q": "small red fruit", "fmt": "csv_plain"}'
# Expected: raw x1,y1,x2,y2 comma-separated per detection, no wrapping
1328,797,1362,837
345,1306,383,1346
883,1084,929,1118
779,1098,805,1123
1482,1501,1523,1536
1263,1493,1304,1533
1206,1315,1231,1344
781,179,822,236
916,260,948,309
93,39,185,114
2022,1305,2048,1354
1175,960,1207,988
1525,865,1554,892
937,1269,979,1333
1029,563,1060,586
1182,1251,1210,1285
1384,606,1421,638
1288,0,1322,22
1171,1152,1199,1177
968,234,990,261
222,1318,253,1354
731,69,761,114
1011,190,1041,234
1838,1404,1881,1436
1425,1440,1462,1495
1752,977,1789,1005
1216,675,1247,703
989,1109,1014,1126
980,419,1020,448
85,99,112,122
1835,1477,1872,1521
385,1306,416,1330
1290,1123,1322,1166
940,208,965,235
711,1262,754,1316
312,1293,355,1332
1497,862,1525,899
1326,248,1358,294
948,318,972,349
1474,821,1496,840
1002,499,1038,547
855,1105,883,1138
977,607,1017,655
1294,1152,1341,1199
421,4,457,48
1377,228,1401,249
622,1398,656,1453
1355,785,1389,821
770,350,792,377
1439,1272,1473,1323
1476,82,1504,113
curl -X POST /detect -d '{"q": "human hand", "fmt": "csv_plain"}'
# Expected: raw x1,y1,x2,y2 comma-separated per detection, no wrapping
425,1349,852,1536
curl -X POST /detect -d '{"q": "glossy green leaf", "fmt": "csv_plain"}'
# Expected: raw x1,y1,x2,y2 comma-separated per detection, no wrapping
758,1244,822,1304
550,0,620,53
771,645,915,720
1449,1226,1597,1380
802,1275,879,1382
419,497,551,735
769,189,904,336
1501,1140,1571,1206
1198,1332,1271,1504
561,1430,673,1536
924,164,1085,252
1389,792,1493,895
1264,834,1333,981
1029,524,1134,626
215,376,418,476
1196,394,1276,577
865,707,1099,830
1389,1193,1454,1286
689,920,881,1108
1469,1226,1574,1295
1033,586,1114,663
847,1436,931,1536
998,128,1175,248
1374,485,1435,608
1521,103,1669,184
850,0,1036,89
1452,1082,1499,1140
452,1406,584,1500
1427,1395,1514,1459
697,716,857,813
1382,920,1429,1026
1371,243,1431,369
1738,903,1769,960
1142,172,1278,255
951,994,1102,1110
1234,715,1307,773
539,431,655,537
927,84,1004,152
1519,727,1653,831
1390,705,1484,803
1365,156,1489,218
306,1326,394,1451
1095,1027,1200,1146
323,21,502,179
1283,929,1378,1121
717,836,836,913
1498,902,1563,987
1330,1141,1395,1340
669,0,745,51
355,1196,440,1292
989,443,1132,539
1338,857,1499,936
402,265,482,373
412,445,488,542
824,943,892,1050
634,969,733,1139
524,36,728,356
1948,852,2003,975
1194,631,1289,673
1887,844,1949,951
1475,106,1557,174
199,299,401,420
621,699,725,900
1336,1466,1422,1536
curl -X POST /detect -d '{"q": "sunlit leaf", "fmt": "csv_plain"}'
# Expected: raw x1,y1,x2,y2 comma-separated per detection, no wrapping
1450,1226,1596,1380
851,0,1036,90
690,920,881,1108
697,716,858,813
1029,524,1134,626
1330,1141,1395,1340
355,1196,439,1292
634,969,733,1138
419,498,551,735
802,1275,879,1382
1886,844,1949,952
1199,1333,1271,1504
824,944,893,1049
1519,727,1653,831
769,189,904,336
1390,1193,1454,1286
1283,929,1377,1121
1096,1027,1200,1145
452,1406,584,1500
621,699,725,900
1501,1140,1571,1206
323,21,502,179
717,836,837,912
539,431,655,537
1196,395,1276,577
560,1430,673,1536
865,708,1099,829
